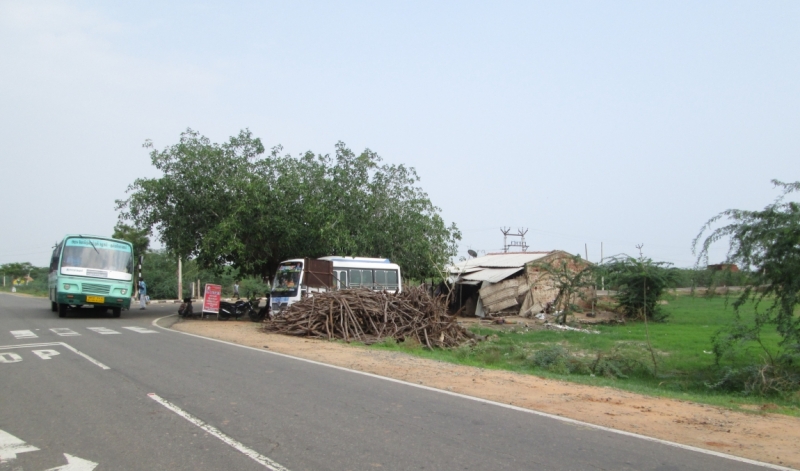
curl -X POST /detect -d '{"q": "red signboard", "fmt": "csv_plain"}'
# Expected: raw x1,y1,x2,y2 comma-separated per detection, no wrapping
202,284,222,314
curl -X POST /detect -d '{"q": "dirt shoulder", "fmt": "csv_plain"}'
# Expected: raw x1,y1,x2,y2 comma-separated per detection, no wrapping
172,319,799,470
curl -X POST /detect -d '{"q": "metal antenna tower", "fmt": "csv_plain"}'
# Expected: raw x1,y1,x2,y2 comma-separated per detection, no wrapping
501,227,528,253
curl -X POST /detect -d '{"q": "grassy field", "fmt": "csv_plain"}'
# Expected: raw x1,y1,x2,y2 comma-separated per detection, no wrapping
370,294,800,415
0,284,48,297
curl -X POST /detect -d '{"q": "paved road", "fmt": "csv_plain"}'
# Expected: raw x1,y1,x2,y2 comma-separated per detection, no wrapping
0,292,789,471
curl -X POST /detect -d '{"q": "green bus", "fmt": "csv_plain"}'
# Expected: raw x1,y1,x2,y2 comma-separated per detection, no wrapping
48,235,134,318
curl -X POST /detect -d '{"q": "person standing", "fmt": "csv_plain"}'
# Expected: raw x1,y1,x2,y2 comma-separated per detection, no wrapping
138,278,147,310
233,281,240,299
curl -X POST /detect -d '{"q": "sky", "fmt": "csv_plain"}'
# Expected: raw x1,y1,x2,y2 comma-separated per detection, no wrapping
1,0,798,268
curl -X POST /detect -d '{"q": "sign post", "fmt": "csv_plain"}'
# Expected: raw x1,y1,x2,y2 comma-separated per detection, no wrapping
202,284,222,318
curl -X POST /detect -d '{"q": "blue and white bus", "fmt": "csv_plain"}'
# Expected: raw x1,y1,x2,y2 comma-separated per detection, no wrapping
271,256,402,313
48,235,134,318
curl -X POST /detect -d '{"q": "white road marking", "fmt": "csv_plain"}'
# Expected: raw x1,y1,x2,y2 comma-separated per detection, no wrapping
50,328,80,337
0,428,39,462
148,393,291,471
87,327,120,335
153,313,797,471
10,330,37,339
122,326,157,334
44,452,98,471
32,349,60,360
0,342,109,370
0,353,22,363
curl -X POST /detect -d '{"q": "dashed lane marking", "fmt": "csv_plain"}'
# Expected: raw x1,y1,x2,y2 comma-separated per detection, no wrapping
121,327,158,334
50,328,80,337
8,327,160,338
10,330,37,339
86,327,120,335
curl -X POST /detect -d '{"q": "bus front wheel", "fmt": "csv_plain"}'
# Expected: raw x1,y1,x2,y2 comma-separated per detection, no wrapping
57,303,68,318
51,301,57,312
111,307,121,318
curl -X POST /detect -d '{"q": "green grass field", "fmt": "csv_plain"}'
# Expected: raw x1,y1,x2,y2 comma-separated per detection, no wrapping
0,284,48,297
370,294,800,415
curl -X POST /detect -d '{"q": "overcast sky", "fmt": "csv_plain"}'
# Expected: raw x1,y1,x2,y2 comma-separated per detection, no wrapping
1,0,798,268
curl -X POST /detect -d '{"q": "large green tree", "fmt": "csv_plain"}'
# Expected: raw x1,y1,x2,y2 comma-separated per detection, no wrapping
694,180,800,365
112,222,150,258
116,129,460,281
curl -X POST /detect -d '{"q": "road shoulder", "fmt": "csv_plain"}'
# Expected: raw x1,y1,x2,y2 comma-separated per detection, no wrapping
169,318,800,470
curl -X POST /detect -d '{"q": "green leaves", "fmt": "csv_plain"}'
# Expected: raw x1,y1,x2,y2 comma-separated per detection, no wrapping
112,223,150,258
117,129,460,281
602,255,678,321
0,262,36,280
694,180,800,352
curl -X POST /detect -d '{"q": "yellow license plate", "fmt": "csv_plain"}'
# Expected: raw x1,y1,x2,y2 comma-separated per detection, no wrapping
86,296,105,304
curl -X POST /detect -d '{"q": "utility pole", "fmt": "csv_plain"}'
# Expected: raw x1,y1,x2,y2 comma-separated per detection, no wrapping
177,257,183,300
601,242,604,291
136,255,143,297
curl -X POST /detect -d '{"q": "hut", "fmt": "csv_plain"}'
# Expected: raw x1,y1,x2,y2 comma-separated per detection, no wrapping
448,251,592,317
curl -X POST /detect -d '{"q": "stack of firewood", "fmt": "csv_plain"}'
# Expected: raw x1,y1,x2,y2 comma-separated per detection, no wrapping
262,286,476,348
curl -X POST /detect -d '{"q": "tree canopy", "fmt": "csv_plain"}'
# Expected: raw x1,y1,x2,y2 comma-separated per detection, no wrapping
116,129,460,281
694,180,800,361
602,254,679,321
0,262,36,281
112,222,150,258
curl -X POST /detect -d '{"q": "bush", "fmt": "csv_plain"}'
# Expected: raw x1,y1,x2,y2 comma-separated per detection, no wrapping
530,345,588,375
602,255,679,321
528,344,649,379
705,363,800,397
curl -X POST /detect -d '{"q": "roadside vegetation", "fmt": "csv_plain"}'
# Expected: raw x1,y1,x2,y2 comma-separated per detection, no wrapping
370,293,800,414
4,133,797,415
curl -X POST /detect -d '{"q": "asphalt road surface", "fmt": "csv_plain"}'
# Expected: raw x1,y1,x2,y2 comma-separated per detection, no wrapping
0,292,789,471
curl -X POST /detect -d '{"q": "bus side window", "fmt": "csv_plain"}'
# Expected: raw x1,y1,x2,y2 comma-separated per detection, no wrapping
386,270,398,289
335,270,348,289
374,270,398,290
50,243,62,272
349,269,361,287
362,270,374,288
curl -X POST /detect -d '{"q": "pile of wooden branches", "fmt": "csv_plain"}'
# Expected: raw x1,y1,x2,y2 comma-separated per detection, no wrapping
263,286,477,348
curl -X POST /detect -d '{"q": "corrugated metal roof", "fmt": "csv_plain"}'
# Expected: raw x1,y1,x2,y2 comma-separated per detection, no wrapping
460,267,524,283
449,252,551,272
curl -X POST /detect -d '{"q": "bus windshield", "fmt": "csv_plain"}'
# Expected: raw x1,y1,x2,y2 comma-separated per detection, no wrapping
272,261,302,297
60,237,133,280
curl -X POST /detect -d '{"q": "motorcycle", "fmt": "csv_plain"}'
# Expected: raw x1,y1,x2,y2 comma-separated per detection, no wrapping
218,297,265,321
178,297,196,318
248,299,271,322
179,295,269,322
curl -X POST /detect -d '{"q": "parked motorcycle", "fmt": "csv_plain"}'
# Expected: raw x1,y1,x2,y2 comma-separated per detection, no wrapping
178,297,196,318
180,296,268,322
218,297,264,321
248,300,270,322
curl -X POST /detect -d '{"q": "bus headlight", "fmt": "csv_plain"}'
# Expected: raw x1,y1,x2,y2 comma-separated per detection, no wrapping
120,289,128,295
63,284,71,290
